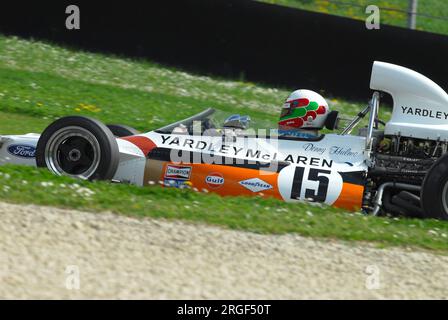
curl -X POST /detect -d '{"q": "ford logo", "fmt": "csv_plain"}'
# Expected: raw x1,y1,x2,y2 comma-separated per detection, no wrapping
7,144,36,158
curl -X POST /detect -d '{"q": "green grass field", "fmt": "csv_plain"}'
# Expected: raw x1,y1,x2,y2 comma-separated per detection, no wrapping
0,36,388,132
259,0,448,36
1,35,447,251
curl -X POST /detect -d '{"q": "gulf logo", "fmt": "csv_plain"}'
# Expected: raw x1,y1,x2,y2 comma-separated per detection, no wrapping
205,173,225,189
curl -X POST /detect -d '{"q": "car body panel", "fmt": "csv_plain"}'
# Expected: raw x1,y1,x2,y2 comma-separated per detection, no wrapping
121,131,368,210
0,134,39,166
0,129,368,211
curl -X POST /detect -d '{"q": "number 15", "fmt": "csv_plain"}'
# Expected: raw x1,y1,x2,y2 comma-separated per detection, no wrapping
291,167,330,202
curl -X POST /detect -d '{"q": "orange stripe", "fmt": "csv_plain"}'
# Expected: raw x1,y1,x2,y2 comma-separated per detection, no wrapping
332,182,364,211
162,162,282,199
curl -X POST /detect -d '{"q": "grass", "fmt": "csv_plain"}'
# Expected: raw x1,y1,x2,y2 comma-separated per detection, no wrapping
0,37,283,131
0,111,48,134
0,35,387,131
1,35,446,252
1,165,448,251
259,0,448,36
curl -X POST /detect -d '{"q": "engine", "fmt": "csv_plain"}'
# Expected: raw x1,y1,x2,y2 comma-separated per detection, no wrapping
370,135,443,185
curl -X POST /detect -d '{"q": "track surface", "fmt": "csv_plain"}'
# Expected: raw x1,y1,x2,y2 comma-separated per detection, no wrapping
0,202,447,299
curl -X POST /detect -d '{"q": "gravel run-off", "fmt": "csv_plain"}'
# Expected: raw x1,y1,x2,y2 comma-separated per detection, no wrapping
0,202,447,299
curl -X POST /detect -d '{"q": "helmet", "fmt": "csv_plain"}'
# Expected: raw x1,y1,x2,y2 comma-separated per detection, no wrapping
278,89,329,130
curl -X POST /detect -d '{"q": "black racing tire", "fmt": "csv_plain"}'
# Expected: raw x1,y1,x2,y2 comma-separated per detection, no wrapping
36,116,119,181
421,153,448,220
106,124,140,137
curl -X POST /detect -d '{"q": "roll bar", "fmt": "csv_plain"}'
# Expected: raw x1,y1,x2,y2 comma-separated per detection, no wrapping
366,92,380,151
340,91,380,151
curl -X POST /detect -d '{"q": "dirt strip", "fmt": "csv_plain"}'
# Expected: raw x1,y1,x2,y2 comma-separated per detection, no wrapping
0,202,447,299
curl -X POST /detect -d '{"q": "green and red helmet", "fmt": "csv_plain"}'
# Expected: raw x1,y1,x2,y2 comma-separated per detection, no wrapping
278,89,329,130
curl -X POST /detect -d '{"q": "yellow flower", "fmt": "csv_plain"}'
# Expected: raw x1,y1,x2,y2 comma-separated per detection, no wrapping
77,103,101,113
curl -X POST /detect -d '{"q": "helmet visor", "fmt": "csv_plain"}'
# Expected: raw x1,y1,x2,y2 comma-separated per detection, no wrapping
280,103,292,118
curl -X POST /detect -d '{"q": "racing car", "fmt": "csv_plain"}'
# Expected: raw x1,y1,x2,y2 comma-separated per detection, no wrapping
1,61,448,219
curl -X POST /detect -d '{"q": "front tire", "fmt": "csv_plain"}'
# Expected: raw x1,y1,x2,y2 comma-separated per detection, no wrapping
420,153,448,220
36,116,119,180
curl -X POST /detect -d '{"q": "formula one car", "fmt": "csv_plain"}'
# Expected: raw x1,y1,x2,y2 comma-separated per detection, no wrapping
1,61,448,219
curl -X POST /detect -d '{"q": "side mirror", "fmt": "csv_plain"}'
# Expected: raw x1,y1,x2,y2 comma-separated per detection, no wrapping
324,111,339,130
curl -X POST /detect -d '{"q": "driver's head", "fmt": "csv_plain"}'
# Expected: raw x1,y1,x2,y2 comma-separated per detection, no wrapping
278,89,329,133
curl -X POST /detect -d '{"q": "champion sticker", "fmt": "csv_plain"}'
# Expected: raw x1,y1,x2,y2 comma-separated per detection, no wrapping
239,178,272,192
164,165,192,180
205,173,224,189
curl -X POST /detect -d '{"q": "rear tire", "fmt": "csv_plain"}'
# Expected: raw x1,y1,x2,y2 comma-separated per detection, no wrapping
420,153,448,220
36,116,119,181
106,124,140,137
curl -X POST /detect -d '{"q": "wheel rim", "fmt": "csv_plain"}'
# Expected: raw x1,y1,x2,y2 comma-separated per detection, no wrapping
44,126,101,179
442,180,448,214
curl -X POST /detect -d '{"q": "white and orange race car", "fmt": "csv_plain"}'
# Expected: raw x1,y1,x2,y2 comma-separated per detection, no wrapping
1,61,448,219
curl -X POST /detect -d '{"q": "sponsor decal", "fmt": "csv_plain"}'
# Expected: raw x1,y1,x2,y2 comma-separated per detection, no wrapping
164,165,192,180
401,106,448,120
164,179,190,189
239,178,272,193
283,155,333,168
160,135,277,162
205,173,224,189
159,135,344,167
7,144,36,158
